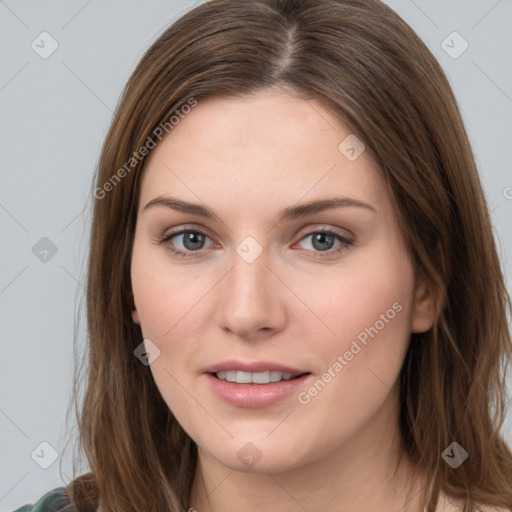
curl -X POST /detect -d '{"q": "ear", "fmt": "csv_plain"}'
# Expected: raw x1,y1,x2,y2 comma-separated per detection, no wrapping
130,293,141,324
411,275,436,333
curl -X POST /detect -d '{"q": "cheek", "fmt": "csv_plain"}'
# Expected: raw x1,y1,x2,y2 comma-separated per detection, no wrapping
130,241,215,428
306,254,413,406
131,238,206,339
130,243,205,431
295,242,414,351
298,242,415,397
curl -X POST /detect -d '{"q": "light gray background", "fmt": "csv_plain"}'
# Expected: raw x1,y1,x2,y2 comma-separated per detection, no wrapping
1,1,511,510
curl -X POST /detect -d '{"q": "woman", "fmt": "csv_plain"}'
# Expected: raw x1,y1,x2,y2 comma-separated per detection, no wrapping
14,0,512,511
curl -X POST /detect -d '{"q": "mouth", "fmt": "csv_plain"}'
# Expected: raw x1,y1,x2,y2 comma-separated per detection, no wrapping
212,370,308,384
203,360,311,407
205,368,312,408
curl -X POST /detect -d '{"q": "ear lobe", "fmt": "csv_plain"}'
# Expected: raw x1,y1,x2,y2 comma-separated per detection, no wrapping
411,276,436,333
130,293,140,324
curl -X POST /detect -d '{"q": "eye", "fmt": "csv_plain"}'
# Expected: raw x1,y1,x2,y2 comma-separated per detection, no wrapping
159,229,214,258
294,229,354,258
158,227,354,259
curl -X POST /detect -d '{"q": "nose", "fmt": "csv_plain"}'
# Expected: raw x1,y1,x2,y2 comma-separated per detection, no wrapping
214,243,287,340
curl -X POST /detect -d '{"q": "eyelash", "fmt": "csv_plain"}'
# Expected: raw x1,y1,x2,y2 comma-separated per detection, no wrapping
158,227,354,259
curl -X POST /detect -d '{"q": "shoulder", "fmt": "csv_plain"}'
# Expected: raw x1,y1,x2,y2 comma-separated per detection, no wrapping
477,508,511,512
12,487,73,512
437,492,511,512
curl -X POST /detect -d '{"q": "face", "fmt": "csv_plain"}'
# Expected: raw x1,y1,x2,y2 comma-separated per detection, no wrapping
130,89,434,474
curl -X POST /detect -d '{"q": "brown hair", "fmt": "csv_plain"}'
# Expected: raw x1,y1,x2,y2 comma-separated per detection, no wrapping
64,0,512,510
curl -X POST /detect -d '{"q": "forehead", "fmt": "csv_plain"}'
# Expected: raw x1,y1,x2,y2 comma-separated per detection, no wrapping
147,90,350,161
138,90,385,216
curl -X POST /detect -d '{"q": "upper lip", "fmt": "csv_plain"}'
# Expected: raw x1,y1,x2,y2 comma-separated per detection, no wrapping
203,360,308,375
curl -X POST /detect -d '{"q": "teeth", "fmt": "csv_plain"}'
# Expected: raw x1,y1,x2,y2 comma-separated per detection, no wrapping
215,370,299,384
270,371,282,382
251,371,270,384
237,370,253,383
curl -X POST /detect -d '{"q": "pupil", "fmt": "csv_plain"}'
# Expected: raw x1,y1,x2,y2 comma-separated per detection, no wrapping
184,232,204,250
313,233,334,251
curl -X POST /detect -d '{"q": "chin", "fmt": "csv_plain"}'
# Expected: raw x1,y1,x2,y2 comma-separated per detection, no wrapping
200,434,313,475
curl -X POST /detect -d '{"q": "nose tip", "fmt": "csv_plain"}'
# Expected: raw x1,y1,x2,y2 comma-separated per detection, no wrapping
214,249,286,338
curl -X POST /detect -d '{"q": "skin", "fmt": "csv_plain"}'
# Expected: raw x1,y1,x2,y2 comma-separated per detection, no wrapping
130,88,439,512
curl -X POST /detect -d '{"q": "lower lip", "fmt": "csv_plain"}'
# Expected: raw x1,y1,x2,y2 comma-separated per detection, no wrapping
205,373,311,408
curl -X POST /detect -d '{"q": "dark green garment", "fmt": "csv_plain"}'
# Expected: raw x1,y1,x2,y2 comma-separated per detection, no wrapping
12,487,74,512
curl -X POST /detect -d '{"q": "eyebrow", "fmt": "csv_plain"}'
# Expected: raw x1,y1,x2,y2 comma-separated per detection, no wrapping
143,195,377,222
